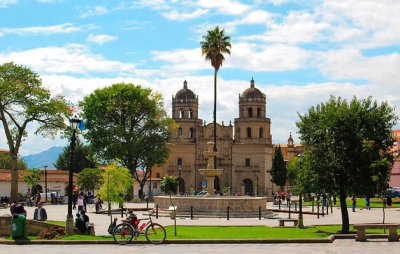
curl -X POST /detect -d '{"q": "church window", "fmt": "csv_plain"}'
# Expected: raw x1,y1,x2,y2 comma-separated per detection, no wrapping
257,108,261,117
189,109,193,119
248,108,253,117
189,128,194,139
179,109,184,118
156,173,160,178
178,127,182,138
177,158,183,166
259,127,264,138
245,158,251,167
247,127,252,138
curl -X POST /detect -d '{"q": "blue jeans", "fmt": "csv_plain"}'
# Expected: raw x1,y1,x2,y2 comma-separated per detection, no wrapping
352,203,356,212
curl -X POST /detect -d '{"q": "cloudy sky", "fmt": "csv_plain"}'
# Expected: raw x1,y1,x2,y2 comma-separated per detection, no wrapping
0,0,399,156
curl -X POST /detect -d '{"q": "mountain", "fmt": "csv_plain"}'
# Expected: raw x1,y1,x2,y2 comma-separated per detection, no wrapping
22,146,64,169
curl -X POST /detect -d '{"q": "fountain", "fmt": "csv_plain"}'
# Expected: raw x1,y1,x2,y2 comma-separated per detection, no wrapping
154,142,273,218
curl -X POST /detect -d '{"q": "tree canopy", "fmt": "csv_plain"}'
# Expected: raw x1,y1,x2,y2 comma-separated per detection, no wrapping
22,168,41,190
54,138,97,173
0,153,27,170
80,83,174,199
77,167,103,192
0,62,70,200
296,96,397,232
271,146,287,190
97,163,132,221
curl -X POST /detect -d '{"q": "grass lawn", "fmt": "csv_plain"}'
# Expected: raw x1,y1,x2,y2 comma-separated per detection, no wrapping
3,225,399,241
45,220,66,227
303,198,400,208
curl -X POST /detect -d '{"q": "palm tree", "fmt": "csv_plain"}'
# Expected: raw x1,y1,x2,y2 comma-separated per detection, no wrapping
200,26,231,169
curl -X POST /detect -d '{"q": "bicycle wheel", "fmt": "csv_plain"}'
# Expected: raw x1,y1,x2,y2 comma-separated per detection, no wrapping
145,223,166,244
113,223,134,245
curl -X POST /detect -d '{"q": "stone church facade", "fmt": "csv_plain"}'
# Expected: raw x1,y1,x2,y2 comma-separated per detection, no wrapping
154,79,303,196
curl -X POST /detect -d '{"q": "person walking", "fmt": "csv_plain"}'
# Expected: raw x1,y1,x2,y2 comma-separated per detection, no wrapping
72,191,78,209
33,202,47,221
77,194,85,212
387,195,393,208
351,196,357,212
365,195,371,210
26,189,32,207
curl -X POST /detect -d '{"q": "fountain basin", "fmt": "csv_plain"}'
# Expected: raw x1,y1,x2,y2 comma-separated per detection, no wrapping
154,195,273,218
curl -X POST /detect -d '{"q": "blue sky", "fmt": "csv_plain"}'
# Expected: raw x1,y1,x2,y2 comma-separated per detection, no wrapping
0,0,399,156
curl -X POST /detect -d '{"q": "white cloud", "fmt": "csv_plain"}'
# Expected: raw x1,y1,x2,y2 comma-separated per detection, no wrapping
0,23,81,36
243,11,329,44
79,6,109,18
152,43,309,73
197,0,250,15
316,48,400,84
162,9,208,21
0,44,135,75
0,0,17,8
87,34,118,45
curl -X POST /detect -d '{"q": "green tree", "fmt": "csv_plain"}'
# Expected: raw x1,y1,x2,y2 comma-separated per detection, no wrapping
22,168,41,191
0,62,70,200
201,26,231,166
271,146,287,190
160,175,179,236
54,138,97,172
97,163,132,222
0,153,27,170
77,167,103,192
296,96,397,233
286,157,300,189
81,83,173,199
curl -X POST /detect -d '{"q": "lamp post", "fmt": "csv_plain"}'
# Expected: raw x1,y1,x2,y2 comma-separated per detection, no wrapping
256,170,260,197
44,164,48,203
297,154,304,228
66,115,81,234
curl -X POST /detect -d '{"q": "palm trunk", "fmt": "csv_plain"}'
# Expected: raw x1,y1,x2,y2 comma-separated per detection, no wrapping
10,153,19,202
339,191,350,233
213,68,217,169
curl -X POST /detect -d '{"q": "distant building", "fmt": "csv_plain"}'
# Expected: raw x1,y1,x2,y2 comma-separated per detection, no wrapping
390,130,400,187
0,169,76,197
152,79,303,196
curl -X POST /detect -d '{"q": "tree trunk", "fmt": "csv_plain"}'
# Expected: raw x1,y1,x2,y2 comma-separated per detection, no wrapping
139,183,145,200
339,191,350,233
213,68,218,169
10,153,19,202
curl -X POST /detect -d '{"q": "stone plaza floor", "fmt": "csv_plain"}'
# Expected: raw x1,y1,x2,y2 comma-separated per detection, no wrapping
5,200,399,236
3,241,400,254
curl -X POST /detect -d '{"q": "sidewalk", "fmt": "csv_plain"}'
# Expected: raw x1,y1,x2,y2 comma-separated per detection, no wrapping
12,201,400,236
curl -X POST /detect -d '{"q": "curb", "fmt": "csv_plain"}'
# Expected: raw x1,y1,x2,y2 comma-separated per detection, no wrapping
0,236,337,245
7,234,398,245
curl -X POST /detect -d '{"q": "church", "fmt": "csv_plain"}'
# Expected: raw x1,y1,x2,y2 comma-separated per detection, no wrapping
153,78,303,196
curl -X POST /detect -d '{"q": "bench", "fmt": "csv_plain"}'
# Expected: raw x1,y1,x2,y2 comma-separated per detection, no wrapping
278,218,298,227
353,223,399,242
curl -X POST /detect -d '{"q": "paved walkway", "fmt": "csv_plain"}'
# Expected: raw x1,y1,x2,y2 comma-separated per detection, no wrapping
3,240,400,254
6,201,399,236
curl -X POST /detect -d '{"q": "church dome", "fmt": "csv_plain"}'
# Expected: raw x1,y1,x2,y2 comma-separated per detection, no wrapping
175,80,196,100
242,78,264,98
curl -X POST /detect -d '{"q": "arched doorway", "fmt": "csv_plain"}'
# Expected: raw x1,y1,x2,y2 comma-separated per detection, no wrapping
32,184,43,195
243,178,253,196
214,176,220,194
178,178,186,194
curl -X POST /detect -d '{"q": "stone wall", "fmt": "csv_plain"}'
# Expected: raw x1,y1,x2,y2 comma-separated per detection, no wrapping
0,214,64,236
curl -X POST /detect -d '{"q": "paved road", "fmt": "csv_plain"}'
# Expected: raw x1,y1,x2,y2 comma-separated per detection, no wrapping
3,240,399,254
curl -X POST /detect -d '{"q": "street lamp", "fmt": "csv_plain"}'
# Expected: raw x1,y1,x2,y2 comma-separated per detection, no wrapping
297,154,304,228
256,170,260,197
66,115,81,234
44,164,48,203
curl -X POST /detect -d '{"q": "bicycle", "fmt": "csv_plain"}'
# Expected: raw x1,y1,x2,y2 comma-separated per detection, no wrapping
112,210,166,245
